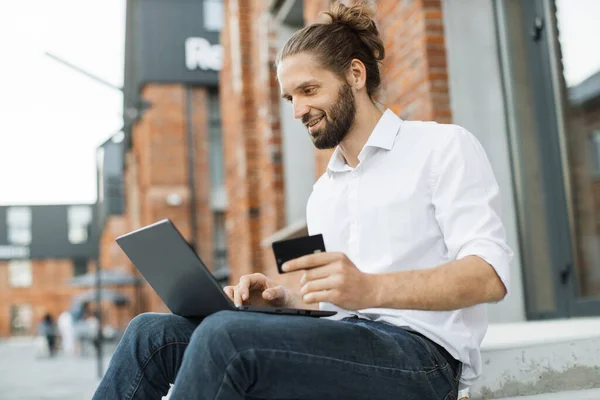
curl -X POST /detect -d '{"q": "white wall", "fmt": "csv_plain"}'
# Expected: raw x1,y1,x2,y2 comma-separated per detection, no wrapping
442,0,526,322
278,24,316,226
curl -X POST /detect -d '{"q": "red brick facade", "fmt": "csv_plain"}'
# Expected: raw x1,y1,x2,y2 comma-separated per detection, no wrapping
0,259,92,337
96,84,214,318
568,97,600,296
220,0,287,284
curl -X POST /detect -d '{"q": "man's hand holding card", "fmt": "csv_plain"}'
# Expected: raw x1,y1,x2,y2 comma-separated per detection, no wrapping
272,235,380,311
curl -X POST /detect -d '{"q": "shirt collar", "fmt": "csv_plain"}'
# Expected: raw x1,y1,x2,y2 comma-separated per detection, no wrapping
326,109,403,176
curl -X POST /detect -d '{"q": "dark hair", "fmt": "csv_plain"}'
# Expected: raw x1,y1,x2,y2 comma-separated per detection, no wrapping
277,0,385,100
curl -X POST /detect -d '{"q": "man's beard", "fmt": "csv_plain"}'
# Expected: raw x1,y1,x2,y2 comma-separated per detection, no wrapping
305,83,356,150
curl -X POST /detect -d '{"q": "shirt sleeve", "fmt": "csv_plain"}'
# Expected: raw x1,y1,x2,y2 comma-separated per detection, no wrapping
430,126,513,294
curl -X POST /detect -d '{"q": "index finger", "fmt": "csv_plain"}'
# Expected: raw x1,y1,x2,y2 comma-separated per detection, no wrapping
223,286,235,300
282,252,342,272
237,273,265,299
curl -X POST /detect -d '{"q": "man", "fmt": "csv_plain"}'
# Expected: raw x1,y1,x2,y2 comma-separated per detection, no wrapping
93,2,511,399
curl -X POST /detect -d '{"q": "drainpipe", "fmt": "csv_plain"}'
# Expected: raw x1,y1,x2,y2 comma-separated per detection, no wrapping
186,86,198,251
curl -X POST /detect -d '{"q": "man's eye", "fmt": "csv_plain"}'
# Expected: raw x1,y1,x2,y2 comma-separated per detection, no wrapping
305,87,316,95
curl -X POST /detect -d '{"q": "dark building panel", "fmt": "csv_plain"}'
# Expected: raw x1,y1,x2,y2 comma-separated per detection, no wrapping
0,205,99,260
123,0,222,146
97,136,125,227
0,208,7,244
137,0,220,86
30,206,69,255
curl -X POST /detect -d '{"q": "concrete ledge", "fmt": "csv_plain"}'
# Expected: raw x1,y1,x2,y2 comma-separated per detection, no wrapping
260,219,308,247
471,318,600,399
481,318,600,351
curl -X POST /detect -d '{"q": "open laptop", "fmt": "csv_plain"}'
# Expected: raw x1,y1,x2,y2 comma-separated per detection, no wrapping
115,219,336,318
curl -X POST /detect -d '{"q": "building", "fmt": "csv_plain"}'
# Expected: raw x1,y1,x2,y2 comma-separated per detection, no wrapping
0,204,98,337
101,0,600,326
97,0,229,314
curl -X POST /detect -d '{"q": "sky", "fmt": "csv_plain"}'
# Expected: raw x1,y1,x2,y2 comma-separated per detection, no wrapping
0,0,598,206
556,0,600,86
0,0,125,205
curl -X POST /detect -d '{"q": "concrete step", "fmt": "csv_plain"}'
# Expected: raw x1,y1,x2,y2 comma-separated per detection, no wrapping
470,317,600,399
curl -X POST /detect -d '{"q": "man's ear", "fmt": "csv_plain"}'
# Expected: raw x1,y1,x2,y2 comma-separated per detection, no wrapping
348,58,367,90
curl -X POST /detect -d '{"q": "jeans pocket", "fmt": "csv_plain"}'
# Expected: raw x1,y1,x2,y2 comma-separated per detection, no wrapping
444,390,457,400
409,333,447,369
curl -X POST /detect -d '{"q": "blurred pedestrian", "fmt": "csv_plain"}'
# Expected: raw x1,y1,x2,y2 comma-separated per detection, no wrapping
80,307,100,356
57,308,76,356
37,313,57,357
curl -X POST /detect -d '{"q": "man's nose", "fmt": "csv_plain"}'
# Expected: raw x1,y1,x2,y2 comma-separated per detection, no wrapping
292,100,310,120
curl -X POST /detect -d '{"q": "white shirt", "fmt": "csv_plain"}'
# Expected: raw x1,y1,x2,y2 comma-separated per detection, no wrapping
306,109,512,389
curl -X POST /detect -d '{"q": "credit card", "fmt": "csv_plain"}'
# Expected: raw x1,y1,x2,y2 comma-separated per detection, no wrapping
272,234,326,274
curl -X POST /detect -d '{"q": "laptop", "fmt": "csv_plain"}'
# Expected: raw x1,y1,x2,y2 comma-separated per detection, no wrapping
115,219,336,318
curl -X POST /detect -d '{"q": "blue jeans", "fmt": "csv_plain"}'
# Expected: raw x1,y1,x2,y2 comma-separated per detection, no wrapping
93,311,460,399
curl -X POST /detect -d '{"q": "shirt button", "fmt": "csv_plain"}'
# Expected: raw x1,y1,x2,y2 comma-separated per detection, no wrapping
351,171,358,178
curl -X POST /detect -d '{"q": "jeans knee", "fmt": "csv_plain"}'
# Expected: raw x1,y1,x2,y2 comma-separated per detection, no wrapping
196,310,253,338
126,312,170,335
124,312,196,344
190,311,263,355
186,311,244,367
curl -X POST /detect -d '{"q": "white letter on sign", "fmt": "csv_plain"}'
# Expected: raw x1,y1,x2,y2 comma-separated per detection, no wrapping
185,37,223,71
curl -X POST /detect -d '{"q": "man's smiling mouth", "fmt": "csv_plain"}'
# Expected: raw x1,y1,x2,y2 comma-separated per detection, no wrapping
307,116,324,128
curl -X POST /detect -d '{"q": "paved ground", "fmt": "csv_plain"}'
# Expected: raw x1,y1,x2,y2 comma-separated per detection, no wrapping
3,336,598,400
497,388,600,400
0,337,115,400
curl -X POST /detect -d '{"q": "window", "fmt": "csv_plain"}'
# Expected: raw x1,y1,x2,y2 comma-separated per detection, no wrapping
203,0,224,31
590,130,600,177
10,304,33,335
97,147,105,203
208,91,224,189
68,206,92,244
6,207,32,245
8,260,32,287
73,258,88,277
213,211,229,269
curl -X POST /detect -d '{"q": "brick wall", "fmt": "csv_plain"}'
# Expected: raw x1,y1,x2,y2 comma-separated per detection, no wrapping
125,83,212,312
376,0,451,122
568,98,600,296
221,0,287,284
190,89,215,270
99,216,131,272
0,256,148,337
0,259,87,337
253,3,287,277
97,214,144,321
219,1,255,282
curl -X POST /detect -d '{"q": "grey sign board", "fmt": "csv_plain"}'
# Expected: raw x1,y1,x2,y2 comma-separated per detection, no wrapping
125,0,221,91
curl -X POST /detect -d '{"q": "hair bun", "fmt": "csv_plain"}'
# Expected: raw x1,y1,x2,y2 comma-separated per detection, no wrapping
321,1,383,61
322,1,375,33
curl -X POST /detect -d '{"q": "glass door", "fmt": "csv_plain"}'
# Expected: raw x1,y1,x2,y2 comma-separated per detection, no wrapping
499,0,600,318
554,0,600,314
